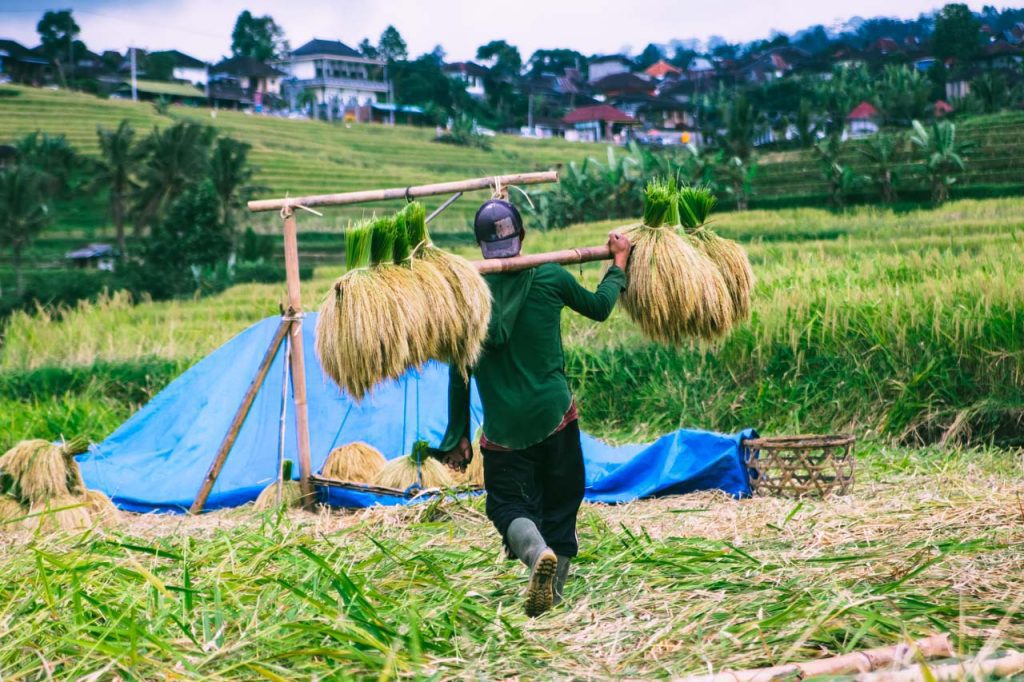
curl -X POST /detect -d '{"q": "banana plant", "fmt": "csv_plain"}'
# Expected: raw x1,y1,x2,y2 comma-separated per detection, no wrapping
910,120,977,204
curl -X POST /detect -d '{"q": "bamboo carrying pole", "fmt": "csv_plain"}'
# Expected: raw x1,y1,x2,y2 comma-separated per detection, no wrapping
472,244,612,274
282,208,315,508
190,318,292,514
246,171,558,212
681,633,953,682
855,651,1024,682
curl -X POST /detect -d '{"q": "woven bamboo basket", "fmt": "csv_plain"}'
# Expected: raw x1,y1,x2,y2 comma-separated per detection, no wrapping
742,435,856,498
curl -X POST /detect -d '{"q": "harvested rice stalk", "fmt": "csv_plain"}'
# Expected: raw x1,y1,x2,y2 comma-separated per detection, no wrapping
678,185,754,322
406,202,491,374
84,489,122,525
253,460,304,511
373,440,455,490
25,494,92,532
0,439,72,503
0,495,25,525
321,442,387,484
622,179,732,343
465,428,485,488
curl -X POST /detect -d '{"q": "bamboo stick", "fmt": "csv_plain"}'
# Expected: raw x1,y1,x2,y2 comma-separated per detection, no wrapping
190,318,291,514
472,244,612,274
681,634,953,682
282,209,315,509
856,651,1024,682
247,171,558,212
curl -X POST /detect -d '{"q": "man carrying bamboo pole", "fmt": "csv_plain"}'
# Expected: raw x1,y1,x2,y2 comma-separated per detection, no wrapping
439,198,631,617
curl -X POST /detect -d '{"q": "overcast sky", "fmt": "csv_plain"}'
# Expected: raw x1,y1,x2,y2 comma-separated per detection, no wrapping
0,0,994,62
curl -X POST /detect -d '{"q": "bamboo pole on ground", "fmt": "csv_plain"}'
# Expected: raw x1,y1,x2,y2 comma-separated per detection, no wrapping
190,318,291,514
680,633,953,682
855,651,1024,682
246,171,558,212
282,207,315,509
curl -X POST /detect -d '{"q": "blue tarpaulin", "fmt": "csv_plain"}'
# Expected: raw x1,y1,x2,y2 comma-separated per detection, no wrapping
80,315,754,512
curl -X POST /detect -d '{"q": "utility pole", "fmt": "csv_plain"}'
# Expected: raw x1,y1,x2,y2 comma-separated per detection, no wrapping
528,92,534,135
130,47,137,101
384,61,394,125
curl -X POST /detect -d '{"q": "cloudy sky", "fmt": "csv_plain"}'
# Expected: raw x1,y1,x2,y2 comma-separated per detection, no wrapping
0,0,992,62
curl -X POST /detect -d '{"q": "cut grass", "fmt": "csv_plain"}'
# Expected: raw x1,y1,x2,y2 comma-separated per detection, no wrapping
0,444,1021,679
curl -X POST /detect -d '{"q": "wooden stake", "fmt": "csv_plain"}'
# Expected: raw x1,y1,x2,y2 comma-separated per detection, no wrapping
680,633,953,682
282,208,315,508
247,171,558,212
472,244,612,275
190,318,291,514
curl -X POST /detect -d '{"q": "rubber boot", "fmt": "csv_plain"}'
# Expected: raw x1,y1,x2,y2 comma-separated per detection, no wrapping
507,517,557,617
552,555,571,606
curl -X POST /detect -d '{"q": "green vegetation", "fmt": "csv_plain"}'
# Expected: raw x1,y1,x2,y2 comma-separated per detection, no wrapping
0,445,1021,678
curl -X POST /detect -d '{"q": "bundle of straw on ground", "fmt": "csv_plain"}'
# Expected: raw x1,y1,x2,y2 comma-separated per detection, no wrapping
678,186,755,323
25,494,92,532
0,439,72,501
321,442,387,484
0,495,25,524
621,179,732,343
373,440,455,490
253,460,305,511
84,489,122,524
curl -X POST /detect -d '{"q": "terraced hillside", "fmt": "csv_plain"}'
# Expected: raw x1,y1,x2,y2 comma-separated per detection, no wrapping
0,85,592,232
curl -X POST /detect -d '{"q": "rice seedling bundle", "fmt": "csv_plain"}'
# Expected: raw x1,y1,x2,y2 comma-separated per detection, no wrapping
253,460,305,511
25,494,92,532
373,440,455,490
621,179,732,343
321,441,387,483
678,185,755,322
405,202,491,375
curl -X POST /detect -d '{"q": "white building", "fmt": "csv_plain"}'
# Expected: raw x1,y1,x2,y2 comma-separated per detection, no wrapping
277,39,389,113
587,55,632,83
150,50,208,86
442,61,488,98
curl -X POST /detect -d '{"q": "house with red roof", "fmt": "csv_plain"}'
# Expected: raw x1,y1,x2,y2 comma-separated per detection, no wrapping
846,101,880,138
563,104,637,142
644,60,681,80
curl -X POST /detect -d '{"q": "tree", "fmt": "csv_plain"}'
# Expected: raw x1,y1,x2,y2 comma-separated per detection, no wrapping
970,72,1009,114
910,119,976,203
724,94,755,161
0,165,52,297
145,52,176,81
94,120,139,256
634,43,663,70
858,133,904,203
876,65,931,125
133,121,215,235
814,134,859,209
527,49,585,78
15,131,80,196
144,179,232,296
476,40,525,127
209,137,255,230
717,153,757,211
36,9,80,86
795,98,819,148
933,3,981,64
377,25,408,62
230,10,287,61
358,39,379,59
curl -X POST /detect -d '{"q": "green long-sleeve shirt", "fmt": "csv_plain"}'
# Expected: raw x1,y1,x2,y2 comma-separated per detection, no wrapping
439,263,626,451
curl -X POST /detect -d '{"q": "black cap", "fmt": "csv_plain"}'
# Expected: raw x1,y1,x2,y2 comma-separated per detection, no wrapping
474,199,524,258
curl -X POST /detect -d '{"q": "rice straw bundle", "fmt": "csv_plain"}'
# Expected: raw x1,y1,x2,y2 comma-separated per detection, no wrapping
0,495,26,524
0,439,73,502
321,441,387,483
25,494,92,532
84,489,122,524
622,179,732,343
253,459,305,511
405,203,491,375
464,434,485,488
678,185,755,322
373,440,455,490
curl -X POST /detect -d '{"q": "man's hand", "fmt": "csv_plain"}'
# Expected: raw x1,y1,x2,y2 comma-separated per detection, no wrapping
441,437,472,472
608,231,631,270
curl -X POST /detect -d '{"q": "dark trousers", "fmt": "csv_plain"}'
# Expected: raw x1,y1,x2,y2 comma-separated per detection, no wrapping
482,420,586,558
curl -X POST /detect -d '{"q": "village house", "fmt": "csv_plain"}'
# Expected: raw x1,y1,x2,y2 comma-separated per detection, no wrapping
442,61,488,98
587,55,632,83
276,38,389,119
150,49,208,86
0,39,49,84
210,55,284,110
563,103,638,142
846,100,881,139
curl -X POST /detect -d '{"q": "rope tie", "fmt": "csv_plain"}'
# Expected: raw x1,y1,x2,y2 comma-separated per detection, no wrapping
491,176,535,209
279,194,324,219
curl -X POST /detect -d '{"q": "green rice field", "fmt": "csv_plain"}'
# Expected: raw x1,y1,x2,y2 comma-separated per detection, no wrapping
1,89,1023,679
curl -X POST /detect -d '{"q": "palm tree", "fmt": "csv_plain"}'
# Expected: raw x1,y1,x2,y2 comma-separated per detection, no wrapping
724,94,755,161
133,121,215,236
877,65,931,125
0,166,52,297
858,133,904,204
717,153,756,211
813,134,859,209
795,99,819,149
910,120,976,204
209,136,256,230
94,120,139,256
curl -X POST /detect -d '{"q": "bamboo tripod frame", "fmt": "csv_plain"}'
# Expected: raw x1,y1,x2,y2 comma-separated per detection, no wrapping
190,171,564,513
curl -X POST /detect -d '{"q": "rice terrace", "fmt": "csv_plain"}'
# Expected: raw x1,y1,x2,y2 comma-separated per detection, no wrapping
2,2,1024,680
